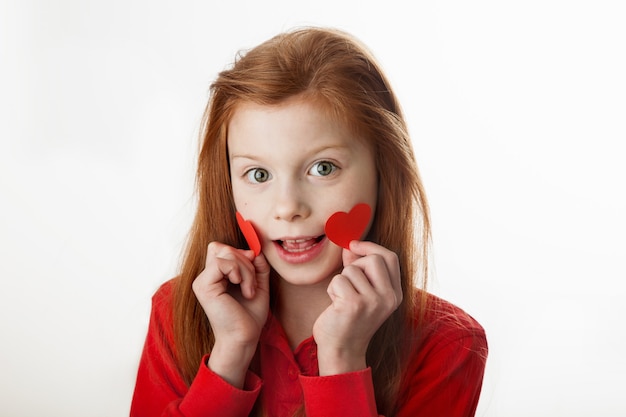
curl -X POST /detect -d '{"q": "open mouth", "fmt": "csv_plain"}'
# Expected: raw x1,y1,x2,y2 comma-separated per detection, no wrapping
276,235,325,253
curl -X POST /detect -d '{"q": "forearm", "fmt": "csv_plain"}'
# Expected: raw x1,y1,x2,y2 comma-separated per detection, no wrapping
316,345,367,376
132,353,262,417
206,342,258,389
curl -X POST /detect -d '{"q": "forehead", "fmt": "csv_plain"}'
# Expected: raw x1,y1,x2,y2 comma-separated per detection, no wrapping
226,97,375,158
229,97,333,127
227,98,370,155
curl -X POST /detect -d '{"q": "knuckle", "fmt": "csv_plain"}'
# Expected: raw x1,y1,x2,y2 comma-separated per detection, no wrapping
192,274,209,297
368,253,385,264
341,265,359,276
383,250,399,266
349,298,367,315
376,290,397,312
206,241,223,254
388,295,399,311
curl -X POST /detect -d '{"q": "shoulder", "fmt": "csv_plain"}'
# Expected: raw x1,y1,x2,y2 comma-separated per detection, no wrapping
396,293,488,414
148,278,179,324
152,278,176,304
416,291,487,357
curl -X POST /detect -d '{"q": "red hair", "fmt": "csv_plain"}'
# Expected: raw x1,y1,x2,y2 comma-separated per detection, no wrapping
172,27,431,416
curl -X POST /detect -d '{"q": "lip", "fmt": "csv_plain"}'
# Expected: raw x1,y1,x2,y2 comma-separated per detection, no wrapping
273,235,327,264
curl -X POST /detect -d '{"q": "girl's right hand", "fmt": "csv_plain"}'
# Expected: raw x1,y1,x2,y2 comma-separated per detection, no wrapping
192,242,270,388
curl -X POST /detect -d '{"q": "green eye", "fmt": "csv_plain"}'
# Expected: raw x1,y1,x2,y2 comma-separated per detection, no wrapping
310,161,337,177
246,168,271,183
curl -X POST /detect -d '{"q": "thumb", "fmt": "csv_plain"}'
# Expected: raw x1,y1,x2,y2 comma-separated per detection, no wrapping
342,245,361,266
252,254,271,292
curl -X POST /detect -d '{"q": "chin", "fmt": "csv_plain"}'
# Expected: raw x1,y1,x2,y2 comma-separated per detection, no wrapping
268,250,342,288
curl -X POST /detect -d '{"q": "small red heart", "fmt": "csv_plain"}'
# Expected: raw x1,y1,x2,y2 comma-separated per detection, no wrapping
324,203,372,249
236,212,261,256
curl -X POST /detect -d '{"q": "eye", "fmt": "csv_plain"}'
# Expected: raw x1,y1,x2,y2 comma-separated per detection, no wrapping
246,168,271,183
309,161,337,177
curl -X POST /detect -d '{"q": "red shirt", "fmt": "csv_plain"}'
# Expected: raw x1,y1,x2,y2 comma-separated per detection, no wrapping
130,280,487,417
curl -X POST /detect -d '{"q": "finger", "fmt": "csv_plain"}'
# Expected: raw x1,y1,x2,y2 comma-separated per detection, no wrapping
342,247,361,267
327,273,361,302
252,254,271,292
214,257,251,288
236,253,271,299
193,257,252,302
348,241,397,269
348,241,401,297
205,243,256,297
239,249,257,262
348,255,388,287
207,242,254,271
339,264,378,296
354,255,402,308
234,249,263,299
228,251,271,299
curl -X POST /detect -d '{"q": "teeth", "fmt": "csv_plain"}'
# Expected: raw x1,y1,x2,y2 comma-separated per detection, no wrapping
282,245,314,253
280,237,320,253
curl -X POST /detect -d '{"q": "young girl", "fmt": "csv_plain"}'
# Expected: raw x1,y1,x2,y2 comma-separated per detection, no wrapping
130,27,487,417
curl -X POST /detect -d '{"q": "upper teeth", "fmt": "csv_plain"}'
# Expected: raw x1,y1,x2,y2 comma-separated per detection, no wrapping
280,237,319,253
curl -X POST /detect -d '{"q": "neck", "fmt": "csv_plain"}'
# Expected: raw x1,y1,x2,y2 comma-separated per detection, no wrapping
273,277,332,351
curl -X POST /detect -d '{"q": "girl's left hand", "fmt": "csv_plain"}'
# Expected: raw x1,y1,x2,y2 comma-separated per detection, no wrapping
312,240,403,376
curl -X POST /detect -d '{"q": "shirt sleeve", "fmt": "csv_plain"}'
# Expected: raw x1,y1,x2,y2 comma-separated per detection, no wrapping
129,283,262,417
299,368,380,417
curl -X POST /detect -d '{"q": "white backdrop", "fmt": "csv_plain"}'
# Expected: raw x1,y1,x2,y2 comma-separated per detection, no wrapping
1,1,625,416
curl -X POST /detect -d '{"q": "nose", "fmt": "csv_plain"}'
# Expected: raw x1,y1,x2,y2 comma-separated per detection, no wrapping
273,179,311,222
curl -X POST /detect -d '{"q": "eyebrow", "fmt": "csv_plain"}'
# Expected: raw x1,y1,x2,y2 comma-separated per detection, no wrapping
229,144,351,161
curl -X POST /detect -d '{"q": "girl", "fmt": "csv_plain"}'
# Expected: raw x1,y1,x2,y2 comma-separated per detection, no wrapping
131,27,487,417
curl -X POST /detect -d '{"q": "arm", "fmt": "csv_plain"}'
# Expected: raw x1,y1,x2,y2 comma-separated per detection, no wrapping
300,317,487,417
308,237,487,417
129,281,263,417
306,241,401,417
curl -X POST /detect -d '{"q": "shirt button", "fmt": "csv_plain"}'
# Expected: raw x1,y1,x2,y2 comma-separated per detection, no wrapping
288,366,299,380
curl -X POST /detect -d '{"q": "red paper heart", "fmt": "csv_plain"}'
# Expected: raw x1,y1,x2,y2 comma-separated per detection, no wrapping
236,212,261,256
324,203,372,249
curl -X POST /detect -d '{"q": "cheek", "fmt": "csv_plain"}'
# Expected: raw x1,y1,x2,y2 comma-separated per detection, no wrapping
350,151,378,203
232,192,269,234
357,170,378,210
230,177,241,202
231,181,250,211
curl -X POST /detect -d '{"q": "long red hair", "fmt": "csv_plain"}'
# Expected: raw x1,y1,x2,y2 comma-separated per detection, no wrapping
172,27,431,416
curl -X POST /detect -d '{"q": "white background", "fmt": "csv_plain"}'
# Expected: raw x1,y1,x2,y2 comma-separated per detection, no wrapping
1,1,625,416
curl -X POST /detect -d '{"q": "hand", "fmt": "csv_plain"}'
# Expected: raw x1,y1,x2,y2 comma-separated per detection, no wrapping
192,242,270,387
313,240,402,376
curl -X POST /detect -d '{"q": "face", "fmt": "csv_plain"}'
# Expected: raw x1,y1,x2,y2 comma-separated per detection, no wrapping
228,98,378,287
